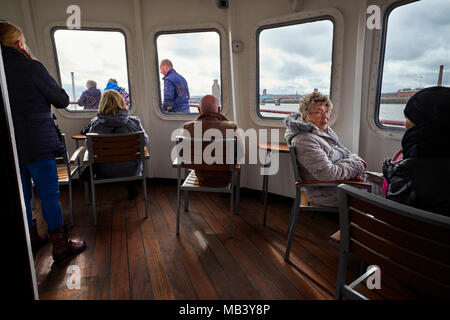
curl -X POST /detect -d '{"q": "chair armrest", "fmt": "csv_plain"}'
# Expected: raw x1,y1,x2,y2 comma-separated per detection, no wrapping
329,230,340,249
330,230,340,244
83,150,89,163
296,180,371,190
69,146,86,164
172,157,182,167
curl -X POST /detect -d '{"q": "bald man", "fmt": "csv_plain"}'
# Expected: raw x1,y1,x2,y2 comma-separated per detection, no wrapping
183,95,239,186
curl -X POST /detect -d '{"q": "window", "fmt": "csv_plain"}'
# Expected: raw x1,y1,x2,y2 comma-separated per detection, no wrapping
155,30,221,114
377,0,450,128
52,28,130,111
257,18,334,119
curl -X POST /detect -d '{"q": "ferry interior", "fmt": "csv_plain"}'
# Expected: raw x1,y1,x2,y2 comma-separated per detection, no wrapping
1,0,449,305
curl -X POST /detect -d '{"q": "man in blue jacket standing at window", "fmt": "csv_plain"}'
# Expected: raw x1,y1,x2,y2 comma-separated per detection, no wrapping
160,59,190,113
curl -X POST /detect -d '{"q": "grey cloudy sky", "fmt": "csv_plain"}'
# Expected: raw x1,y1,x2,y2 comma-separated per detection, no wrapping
260,0,449,95
156,31,221,97
259,19,333,95
53,0,449,101
381,0,450,92
54,29,129,101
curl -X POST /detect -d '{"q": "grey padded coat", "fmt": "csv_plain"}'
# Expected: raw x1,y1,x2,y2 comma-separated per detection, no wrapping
284,112,365,207
87,109,149,178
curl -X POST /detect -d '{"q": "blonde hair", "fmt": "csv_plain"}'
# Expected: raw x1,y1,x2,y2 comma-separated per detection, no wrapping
299,91,333,116
0,21,33,59
0,21,24,47
98,90,127,116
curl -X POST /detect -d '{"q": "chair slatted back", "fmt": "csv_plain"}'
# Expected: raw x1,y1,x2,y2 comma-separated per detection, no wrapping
175,136,237,171
288,144,301,182
54,134,70,177
337,184,450,299
86,132,145,164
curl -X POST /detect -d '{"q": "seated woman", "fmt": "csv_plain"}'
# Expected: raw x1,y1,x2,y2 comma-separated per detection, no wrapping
382,86,450,215
284,91,366,207
84,89,148,199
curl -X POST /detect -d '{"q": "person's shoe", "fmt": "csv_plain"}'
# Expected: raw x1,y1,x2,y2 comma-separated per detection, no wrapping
29,220,49,254
127,184,139,200
48,225,87,263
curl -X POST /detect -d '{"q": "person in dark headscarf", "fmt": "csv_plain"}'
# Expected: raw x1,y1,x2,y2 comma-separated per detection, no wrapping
382,86,450,215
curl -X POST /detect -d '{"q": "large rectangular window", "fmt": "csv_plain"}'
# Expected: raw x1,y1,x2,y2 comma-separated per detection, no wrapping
52,28,130,111
257,18,334,119
155,30,221,114
377,0,450,128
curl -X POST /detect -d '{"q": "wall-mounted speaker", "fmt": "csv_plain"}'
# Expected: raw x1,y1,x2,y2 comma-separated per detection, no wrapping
232,40,243,53
217,0,229,9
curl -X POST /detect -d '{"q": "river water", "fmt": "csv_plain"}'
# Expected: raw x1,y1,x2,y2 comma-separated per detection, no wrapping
259,103,405,125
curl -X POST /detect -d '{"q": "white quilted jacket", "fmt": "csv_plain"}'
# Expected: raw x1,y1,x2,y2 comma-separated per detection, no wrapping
284,112,365,207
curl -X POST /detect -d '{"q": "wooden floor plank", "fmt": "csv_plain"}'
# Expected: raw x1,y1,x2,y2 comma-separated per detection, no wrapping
149,188,197,299
85,185,113,300
124,190,153,300
135,188,175,300
158,188,237,299
197,191,323,299
189,194,286,300
109,191,130,300
33,182,424,300
181,197,262,300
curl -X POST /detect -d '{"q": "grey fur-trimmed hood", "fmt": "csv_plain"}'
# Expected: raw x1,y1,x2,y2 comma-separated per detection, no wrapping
284,112,316,145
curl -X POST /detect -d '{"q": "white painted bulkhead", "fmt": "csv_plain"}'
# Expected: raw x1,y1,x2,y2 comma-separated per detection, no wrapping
0,0,403,199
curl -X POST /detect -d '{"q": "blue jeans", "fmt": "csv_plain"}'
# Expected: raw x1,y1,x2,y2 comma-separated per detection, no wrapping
20,159,63,231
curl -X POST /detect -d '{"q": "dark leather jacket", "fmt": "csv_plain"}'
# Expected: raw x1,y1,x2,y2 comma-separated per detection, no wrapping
383,157,450,216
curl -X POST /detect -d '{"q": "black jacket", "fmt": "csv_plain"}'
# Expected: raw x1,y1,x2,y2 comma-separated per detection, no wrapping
383,157,450,216
1,45,69,163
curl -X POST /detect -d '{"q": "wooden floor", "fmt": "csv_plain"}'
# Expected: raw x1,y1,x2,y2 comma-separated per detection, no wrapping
32,181,420,300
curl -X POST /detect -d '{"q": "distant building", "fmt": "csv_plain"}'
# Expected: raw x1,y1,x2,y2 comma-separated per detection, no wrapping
212,79,221,103
381,88,421,99
263,89,267,95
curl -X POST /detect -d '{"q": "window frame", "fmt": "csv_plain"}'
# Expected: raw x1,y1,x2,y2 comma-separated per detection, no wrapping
153,28,223,115
374,0,420,131
50,26,132,113
255,16,336,120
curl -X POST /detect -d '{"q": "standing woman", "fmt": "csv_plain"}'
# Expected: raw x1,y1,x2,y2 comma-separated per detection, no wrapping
0,21,86,262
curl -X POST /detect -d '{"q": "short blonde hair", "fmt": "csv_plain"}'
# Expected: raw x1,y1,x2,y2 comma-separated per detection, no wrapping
98,90,127,116
299,91,333,116
0,21,24,47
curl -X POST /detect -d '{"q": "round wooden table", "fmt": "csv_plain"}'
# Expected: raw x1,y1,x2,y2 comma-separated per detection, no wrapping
257,142,290,226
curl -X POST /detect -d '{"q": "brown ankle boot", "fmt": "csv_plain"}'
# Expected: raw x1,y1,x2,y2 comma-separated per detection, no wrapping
48,225,87,263
29,220,49,254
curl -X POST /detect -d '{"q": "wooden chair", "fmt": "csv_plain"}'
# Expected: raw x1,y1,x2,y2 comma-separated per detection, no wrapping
83,131,149,225
31,134,83,226
284,144,371,260
172,136,240,238
335,184,450,300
